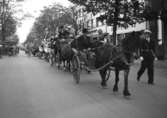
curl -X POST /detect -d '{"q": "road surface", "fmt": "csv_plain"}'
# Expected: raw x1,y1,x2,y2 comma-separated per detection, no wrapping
0,51,167,118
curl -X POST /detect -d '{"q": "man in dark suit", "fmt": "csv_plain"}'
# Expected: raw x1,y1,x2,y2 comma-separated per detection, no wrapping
137,29,156,85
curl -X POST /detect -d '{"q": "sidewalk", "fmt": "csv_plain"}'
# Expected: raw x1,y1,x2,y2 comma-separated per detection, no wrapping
154,60,167,68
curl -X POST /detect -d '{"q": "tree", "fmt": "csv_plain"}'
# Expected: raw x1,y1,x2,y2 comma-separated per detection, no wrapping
68,0,145,45
0,0,18,41
5,34,19,45
69,6,79,34
3,15,17,38
25,3,77,47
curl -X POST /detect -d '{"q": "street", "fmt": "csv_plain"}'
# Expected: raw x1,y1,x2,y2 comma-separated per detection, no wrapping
0,51,167,118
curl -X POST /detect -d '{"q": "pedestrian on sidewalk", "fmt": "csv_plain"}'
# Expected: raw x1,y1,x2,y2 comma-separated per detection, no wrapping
137,29,156,85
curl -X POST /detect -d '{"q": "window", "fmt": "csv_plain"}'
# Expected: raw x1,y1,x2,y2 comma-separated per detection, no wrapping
91,19,93,28
99,21,102,26
96,19,99,27
87,21,89,29
102,20,105,25
93,19,96,28
78,9,81,17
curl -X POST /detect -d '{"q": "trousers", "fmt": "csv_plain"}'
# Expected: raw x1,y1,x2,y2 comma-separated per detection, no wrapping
137,59,154,83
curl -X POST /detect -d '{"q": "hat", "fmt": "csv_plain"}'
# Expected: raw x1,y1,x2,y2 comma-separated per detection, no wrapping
144,29,151,34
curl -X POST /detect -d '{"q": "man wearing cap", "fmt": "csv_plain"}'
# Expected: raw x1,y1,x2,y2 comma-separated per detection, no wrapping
137,29,156,85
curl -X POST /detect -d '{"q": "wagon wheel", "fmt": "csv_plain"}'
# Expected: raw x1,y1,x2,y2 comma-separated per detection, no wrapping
105,69,111,81
72,55,80,84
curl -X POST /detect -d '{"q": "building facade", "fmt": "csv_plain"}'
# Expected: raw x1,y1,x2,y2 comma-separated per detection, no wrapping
74,0,167,59
147,0,167,59
74,1,146,43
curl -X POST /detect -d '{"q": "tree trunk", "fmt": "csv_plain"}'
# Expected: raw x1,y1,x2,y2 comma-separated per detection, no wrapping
113,20,117,45
112,0,119,45
1,24,6,41
1,0,6,42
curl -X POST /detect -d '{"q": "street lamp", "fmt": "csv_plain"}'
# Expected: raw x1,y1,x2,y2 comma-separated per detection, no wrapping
157,15,163,45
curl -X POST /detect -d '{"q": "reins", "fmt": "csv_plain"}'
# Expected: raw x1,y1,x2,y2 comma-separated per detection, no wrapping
84,46,135,72
84,52,123,72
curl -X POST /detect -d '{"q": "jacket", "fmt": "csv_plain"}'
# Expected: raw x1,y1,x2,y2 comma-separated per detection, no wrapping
140,38,155,61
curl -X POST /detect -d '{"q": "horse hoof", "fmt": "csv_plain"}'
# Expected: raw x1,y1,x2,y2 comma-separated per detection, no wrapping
113,86,118,92
101,82,107,88
123,90,131,96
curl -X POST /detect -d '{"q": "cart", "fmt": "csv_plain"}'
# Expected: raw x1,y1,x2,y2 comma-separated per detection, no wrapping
71,49,112,84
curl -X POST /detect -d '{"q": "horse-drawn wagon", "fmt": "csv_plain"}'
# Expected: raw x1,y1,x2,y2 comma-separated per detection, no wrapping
70,31,141,96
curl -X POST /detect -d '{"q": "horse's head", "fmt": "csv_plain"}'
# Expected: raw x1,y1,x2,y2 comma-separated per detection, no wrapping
71,35,94,50
121,32,140,53
120,32,141,63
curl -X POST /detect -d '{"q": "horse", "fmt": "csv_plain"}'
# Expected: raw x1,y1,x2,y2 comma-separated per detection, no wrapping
60,43,74,71
71,31,140,96
94,32,140,96
56,38,74,71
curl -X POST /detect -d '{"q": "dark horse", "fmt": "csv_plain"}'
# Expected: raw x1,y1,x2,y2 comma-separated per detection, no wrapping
56,38,74,71
95,32,140,96
71,32,140,96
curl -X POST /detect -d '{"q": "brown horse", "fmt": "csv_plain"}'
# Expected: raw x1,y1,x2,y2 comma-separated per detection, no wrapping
95,32,140,96
56,38,74,71
61,43,74,71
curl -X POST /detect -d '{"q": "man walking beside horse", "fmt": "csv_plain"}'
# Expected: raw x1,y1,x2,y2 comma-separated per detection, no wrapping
137,29,156,85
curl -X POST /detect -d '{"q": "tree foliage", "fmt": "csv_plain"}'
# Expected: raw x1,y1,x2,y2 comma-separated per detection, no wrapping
5,34,19,45
25,3,76,47
0,0,18,41
3,16,17,37
68,0,146,44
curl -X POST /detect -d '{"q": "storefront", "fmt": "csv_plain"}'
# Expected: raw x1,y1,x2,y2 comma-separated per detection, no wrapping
149,0,167,59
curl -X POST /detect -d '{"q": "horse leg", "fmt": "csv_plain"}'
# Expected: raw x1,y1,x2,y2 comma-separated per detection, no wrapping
57,52,62,69
66,60,69,71
113,69,119,92
67,60,71,72
99,69,107,88
63,60,66,70
57,57,61,69
65,60,68,71
64,60,69,71
123,69,131,96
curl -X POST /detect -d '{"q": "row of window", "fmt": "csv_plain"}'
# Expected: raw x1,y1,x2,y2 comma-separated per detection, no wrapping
76,8,85,17
77,19,137,30
77,18,105,29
